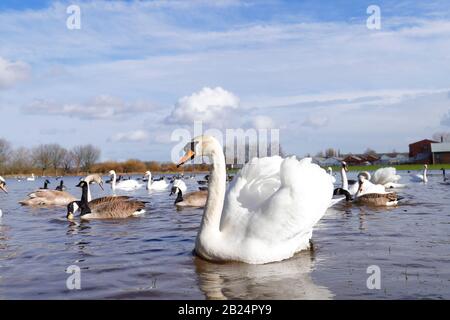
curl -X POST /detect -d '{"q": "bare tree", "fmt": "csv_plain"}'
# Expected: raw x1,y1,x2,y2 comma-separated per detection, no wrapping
82,145,101,172
325,148,337,158
72,145,101,173
364,148,377,156
48,144,67,175
9,147,32,174
62,150,74,174
0,138,12,171
32,144,53,175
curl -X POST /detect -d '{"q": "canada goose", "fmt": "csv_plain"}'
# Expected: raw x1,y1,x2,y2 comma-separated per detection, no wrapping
354,174,399,206
170,186,207,208
0,176,7,217
172,179,187,193
67,181,146,220
55,180,66,191
19,187,77,206
40,179,51,189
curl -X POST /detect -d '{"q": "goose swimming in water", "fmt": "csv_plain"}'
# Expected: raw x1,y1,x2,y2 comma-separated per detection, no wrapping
0,176,8,218
40,179,51,190
170,186,207,208
176,135,333,264
67,181,146,220
55,180,66,191
354,174,400,206
19,177,77,206
411,164,428,183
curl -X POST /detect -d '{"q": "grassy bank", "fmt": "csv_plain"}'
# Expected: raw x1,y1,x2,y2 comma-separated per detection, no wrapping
331,164,450,172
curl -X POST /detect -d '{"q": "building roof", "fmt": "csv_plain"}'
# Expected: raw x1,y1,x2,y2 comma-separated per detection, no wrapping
431,143,450,153
409,139,438,147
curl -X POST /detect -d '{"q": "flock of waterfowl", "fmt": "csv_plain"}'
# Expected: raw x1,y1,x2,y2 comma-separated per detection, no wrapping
0,135,445,264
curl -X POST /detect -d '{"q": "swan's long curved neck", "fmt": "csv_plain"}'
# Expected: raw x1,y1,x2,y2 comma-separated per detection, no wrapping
146,173,152,190
341,168,349,191
87,182,92,202
424,167,428,182
199,147,226,236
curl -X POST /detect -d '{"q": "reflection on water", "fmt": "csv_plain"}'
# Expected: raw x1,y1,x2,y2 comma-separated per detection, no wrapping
0,171,449,299
195,252,333,300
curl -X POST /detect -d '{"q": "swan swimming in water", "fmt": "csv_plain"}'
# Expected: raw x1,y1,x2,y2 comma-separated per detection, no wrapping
327,167,336,184
0,176,7,217
176,135,333,264
144,171,169,191
411,165,428,183
109,170,143,191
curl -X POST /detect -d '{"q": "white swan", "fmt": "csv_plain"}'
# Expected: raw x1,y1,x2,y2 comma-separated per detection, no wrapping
26,173,35,181
327,167,336,184
173,179,187,193
144,171,169,191
371,167,405,188
176,135,333,264
0,176,7,218
109,170,143,191
411,165,428,183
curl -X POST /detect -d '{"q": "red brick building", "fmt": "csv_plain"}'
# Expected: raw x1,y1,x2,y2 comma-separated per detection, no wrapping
409,139,437,164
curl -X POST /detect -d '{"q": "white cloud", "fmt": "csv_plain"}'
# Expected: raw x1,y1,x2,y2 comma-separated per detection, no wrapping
110,130,150,143
249,115,275,129
301,115,329,129
23,95,156,120
166,87,240,125
0,56,30,89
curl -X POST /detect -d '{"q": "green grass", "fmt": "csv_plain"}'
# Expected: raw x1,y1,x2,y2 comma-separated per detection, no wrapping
329,164,450,172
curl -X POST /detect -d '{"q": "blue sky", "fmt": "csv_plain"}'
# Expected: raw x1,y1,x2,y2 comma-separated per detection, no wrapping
1,0,450,161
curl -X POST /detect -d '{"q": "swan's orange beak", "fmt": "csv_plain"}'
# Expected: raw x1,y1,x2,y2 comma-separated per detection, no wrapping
177,150,195,168
0,184,8,194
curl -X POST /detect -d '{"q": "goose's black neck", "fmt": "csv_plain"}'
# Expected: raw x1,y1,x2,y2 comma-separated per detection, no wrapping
79,183,92,215
43,181,49,189
175,189,183,204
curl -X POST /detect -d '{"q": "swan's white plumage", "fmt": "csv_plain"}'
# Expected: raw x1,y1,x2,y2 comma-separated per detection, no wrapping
372,167,401,186
173,179,187,193
115,179,143,191
209,156,333,264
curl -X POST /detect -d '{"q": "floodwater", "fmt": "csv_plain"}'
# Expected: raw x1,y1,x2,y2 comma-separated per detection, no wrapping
0,170,449,300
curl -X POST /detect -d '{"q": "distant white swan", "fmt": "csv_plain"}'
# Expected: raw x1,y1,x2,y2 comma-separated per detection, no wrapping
144,171,169,191
176,135,333,264
109,170,143,191
327,167,336,184
0,176,7,217
26,173,35,181
410,165,428,183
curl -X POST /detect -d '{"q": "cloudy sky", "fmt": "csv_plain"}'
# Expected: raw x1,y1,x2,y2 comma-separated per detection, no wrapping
1,0,450,161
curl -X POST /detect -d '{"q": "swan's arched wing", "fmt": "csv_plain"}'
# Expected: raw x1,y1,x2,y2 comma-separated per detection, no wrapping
220,156,283,230
221,157,333,244
372,167,401,185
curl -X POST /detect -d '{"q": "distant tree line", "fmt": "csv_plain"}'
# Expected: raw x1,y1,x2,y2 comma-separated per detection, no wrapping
0,138,210,176
0,138,101,175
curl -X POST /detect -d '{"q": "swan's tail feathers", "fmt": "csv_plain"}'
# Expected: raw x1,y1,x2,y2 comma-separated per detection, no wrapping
372,167,402,185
